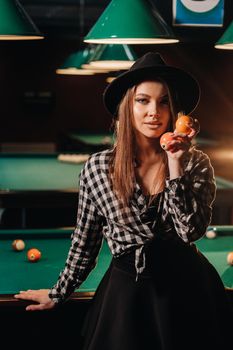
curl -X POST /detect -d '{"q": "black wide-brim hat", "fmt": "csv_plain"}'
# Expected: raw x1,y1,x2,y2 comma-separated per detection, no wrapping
103,52,200,117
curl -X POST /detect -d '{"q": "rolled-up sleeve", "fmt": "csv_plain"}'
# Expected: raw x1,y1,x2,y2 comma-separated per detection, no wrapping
49,169,104,304
164,150,216,243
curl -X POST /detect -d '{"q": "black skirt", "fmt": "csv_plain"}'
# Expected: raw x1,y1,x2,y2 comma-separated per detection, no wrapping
82,237,232,350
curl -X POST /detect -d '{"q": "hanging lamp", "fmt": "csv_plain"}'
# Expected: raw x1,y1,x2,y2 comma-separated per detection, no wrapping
56,0,95,75
56,47,95,75
0,0,44,40
87,44,137,70
84,0,178,44
56,0,109,75
215,20,233,49
56,44,112,75
81,63,110,73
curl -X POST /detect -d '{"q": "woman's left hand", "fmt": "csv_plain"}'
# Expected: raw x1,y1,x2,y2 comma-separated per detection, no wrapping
165,118,200,160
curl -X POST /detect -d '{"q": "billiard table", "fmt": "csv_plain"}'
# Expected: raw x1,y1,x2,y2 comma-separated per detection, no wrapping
196,225,233,291
0,153,82,208
57,132,114,153
67,132,114,146
0,153,233,227
0,228,111,304
0,153,84,227
0,227,112,348
0,225,232,303
0,226,232,348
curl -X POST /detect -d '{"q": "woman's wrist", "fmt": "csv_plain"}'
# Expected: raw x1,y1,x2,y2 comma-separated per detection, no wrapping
167,158,184,180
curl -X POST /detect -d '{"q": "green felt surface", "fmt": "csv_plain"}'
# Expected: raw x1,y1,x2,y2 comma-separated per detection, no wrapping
0,230,111,294
0,154,84,190
214,176,233,189
1,153,233,192
0,226,232,295
196,226,233,289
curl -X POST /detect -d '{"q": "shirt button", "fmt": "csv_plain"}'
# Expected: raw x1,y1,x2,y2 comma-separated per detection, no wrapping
171,183,177,192
140,213,149,221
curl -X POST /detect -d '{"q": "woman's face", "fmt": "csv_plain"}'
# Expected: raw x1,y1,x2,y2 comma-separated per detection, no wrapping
132,80,171,140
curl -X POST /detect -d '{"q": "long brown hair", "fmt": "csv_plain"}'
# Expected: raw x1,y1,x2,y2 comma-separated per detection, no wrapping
110,79,179,205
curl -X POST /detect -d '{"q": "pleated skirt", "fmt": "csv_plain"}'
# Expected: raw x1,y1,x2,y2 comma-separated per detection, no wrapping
82,237,232,350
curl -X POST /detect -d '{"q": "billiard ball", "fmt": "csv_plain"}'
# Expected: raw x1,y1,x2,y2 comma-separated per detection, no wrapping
12,239,25,251
27,248,41,262
160,132,174,150
175,114,193,135
205,230,217,239
227,252,233,266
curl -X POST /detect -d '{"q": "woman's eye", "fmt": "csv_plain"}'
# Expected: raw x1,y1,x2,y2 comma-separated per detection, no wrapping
160,98,169,105
135,98,148,104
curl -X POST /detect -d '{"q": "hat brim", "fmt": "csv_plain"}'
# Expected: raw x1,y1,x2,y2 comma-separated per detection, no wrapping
103,66,200,116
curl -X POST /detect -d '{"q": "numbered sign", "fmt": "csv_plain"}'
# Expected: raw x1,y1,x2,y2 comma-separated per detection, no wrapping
173,0,224,27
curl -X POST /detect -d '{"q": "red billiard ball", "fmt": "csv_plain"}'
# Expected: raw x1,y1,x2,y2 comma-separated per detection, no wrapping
12,239,25,251
175,115,193,135
27,248,41,262
227,252,233,266
160,132,174,150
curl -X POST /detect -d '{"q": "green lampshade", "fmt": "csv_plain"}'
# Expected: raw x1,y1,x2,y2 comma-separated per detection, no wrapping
56,68,95,75
81,64,110,73
57,45,121,75
88,44,137,70
215,20,233,50
84,0,178,44
56,48,95,75
0,0,44,40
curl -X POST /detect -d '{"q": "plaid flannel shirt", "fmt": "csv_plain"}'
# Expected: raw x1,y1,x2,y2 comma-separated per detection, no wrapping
49,147,216,304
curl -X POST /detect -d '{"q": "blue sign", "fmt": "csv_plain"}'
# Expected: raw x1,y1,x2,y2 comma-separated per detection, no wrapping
173,0,224,27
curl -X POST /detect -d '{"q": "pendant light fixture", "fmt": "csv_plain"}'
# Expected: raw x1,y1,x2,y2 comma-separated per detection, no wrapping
81,63,110,73
84,0,178,44
0,0,44,40
87,44,137,70
56,0,93,75
215,20,233,50
56,0,109,75
56,45,110,75
56,47,95,75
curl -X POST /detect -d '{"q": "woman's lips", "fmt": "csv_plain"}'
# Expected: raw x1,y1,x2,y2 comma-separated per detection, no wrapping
144,122,162,128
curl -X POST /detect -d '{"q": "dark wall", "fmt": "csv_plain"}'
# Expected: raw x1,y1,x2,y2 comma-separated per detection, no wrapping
0,39,113,144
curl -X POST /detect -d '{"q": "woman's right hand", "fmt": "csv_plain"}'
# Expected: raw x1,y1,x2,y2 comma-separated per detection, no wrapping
14,289,56,311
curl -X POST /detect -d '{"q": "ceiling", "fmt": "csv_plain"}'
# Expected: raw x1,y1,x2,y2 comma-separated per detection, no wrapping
20,0,233,43
21,0,109,38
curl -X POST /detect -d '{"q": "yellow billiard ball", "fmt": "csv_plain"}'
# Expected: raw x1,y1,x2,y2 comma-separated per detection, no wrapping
12,239,25,251
227,252,233,266
27,248,41,262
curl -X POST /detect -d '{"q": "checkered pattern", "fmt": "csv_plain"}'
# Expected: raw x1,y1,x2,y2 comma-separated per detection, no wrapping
49,148,216,303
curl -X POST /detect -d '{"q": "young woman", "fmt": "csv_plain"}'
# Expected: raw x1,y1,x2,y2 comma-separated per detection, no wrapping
15,53,232,349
